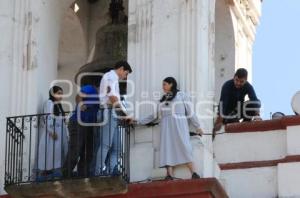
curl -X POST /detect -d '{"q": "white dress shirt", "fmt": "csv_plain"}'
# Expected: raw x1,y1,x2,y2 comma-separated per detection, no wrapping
99,70,120,105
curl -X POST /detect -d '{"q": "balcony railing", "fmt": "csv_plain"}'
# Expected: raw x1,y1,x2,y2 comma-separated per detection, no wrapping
4,109,130,188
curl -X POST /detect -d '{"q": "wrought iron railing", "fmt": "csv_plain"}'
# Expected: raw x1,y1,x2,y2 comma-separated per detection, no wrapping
5,109,130,186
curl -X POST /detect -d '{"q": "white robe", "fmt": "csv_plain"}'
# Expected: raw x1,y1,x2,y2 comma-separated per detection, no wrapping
37,100,69,170
138,92,201,167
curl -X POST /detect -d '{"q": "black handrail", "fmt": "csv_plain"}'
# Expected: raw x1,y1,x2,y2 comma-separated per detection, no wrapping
4,109,130,186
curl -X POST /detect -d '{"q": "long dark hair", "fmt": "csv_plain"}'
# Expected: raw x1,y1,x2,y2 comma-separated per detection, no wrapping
160,77,179,103
49,86,65,117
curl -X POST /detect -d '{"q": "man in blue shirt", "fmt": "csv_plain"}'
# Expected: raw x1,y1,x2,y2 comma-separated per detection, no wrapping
214,68,261,132
63,85,99,177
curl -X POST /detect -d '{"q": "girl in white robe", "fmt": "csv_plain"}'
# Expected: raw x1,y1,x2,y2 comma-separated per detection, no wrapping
36,86,68,181
137,77,204,180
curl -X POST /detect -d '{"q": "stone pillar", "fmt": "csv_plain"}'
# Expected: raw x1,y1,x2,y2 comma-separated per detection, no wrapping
0,0,65,116
194,0,216,178
0,0,16,192
127,0,156,182
178,0,216,178
0,0,68,194
31,0,65,112
0,0,38,193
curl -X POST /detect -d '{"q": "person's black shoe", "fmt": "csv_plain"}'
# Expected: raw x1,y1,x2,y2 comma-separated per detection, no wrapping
165,175,174,181
111,166,121,177
192,172,201,179
62,168,71,178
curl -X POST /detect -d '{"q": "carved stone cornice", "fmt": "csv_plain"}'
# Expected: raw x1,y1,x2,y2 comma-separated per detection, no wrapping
225,0,262,42
226,0,261,26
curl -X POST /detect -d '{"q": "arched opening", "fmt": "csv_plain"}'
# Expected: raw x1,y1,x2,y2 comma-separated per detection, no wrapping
57,0,129,107
214,0,236,102
58,7,88,106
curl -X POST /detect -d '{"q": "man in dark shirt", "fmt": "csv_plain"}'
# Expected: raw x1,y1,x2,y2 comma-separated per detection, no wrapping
214,68,261,132
63,85,99,177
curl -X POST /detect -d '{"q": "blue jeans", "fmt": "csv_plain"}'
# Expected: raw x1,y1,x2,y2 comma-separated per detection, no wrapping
92,109,121,176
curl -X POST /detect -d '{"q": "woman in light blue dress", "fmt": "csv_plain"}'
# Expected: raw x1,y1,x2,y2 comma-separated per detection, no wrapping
137,77,204,180
37,86,69,181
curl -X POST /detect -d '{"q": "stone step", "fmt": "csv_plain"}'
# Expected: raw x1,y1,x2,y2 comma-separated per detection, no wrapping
103,178,228,198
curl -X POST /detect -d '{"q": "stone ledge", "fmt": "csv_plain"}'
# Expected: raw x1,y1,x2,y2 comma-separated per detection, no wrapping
220,155,300,170
4,176,127,198
103,178,228,198
1,179,228,197
225,116,300,133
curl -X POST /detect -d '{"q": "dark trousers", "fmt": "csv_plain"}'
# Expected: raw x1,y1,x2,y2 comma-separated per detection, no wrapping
223,100,261,124
63,120,94,177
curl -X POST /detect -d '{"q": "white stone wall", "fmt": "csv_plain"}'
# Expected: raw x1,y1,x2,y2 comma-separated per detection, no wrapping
214,130,287,164
222,161,300,198
215,124,300,198
278,162,300,198
215,0,236,102
286,126,300,156
127,0,217,181
0,0,15,193
130,136,220,182
221,167,278,198
0,0,67,194
228,0,262,83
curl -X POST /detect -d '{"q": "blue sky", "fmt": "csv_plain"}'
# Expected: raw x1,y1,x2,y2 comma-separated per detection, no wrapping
253,0,300,119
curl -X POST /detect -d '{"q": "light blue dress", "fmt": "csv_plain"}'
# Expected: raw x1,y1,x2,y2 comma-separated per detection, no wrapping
138,92,201,167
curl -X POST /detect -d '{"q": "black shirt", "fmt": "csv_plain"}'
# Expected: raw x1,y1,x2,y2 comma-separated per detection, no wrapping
219,79,259,116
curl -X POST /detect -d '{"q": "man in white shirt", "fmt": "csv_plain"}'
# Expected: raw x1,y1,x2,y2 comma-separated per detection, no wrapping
99,67,120,106
94,61,132,176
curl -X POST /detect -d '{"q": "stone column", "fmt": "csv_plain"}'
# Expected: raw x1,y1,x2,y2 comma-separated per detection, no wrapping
0,0,68,193
127,0,156,182
178,0,216,177
0,0,17,192
0,0,66,116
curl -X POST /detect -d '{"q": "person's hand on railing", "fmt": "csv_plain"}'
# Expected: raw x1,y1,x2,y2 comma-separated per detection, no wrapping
49,132,58,140
129,119,138,125
213,116,223,133
212,116,224,140
119,116,133,125
124,117,137,126
196,128,204,137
